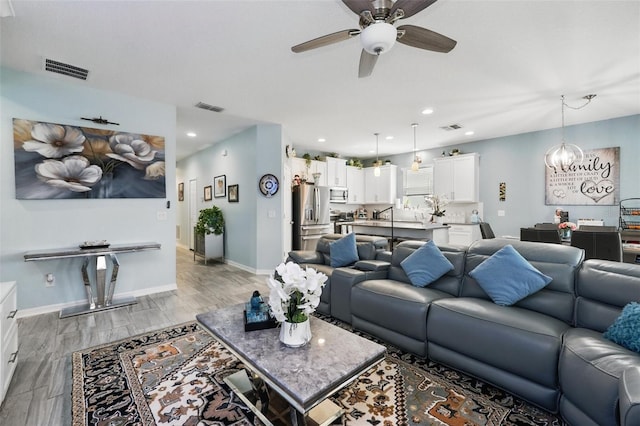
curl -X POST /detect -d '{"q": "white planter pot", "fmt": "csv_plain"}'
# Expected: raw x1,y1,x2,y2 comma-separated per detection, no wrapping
204,233,224,259
279,319,311,347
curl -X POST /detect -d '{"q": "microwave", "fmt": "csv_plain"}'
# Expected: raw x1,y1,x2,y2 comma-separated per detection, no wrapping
329,187,348,203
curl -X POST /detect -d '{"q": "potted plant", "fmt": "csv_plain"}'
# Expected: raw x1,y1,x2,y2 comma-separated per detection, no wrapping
194,206,224,262
302,153,312,168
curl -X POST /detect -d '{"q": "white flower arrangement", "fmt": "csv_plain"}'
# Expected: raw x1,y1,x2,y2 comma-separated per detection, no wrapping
266,262,328,324
425,194,449,217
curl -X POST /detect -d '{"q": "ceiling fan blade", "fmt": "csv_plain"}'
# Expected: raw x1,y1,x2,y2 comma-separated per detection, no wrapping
358,49,378,78
291,29,360,53
342,0,375,16
397,25,457,53
390,0,437,19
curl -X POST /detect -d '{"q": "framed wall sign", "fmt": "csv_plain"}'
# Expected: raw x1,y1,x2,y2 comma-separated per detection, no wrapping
204,185,212,201
545,146,620,206
214,175,226,198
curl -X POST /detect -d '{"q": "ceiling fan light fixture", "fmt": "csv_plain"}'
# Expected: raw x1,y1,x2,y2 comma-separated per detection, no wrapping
361,22,397,55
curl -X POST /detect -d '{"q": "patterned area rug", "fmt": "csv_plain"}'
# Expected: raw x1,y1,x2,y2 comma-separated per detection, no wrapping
72,321,564,426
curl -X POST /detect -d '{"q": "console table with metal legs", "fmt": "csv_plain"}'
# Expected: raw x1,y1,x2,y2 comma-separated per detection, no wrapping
24,242,161,318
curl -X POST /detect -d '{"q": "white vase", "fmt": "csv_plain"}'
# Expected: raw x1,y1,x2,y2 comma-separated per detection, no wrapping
279,319,311,347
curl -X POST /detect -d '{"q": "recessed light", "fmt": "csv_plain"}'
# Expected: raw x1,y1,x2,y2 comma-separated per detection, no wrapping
318,138,326,142
385,136,394,140
421,108,434,115
465,131,475,136
186,132,197,137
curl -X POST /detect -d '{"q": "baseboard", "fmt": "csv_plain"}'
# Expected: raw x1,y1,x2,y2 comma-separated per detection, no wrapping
16,283,178,319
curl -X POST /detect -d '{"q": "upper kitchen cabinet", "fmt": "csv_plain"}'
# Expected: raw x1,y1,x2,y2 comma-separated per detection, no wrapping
290,157,327,186
326,157,347,188
364,165,397,204
346,166,364,203
433,153,479,202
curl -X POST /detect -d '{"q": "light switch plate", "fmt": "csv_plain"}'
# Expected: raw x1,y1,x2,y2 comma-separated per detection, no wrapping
157,211,167,221
497,210,505,217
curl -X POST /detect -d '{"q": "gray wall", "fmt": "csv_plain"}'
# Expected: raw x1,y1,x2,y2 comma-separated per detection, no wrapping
384,114,640,237
176,124,284,273
0,68,177,314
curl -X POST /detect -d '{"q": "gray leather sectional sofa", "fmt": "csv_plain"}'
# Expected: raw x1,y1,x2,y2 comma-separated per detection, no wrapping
288,237,640,426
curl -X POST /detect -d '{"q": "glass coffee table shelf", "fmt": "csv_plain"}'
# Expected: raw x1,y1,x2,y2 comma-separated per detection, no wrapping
224,370,344,426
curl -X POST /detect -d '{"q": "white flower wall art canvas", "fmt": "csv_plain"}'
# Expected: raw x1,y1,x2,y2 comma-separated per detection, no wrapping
13,118,166,199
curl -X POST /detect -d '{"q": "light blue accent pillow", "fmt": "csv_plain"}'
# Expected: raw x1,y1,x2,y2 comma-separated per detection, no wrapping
330,233,359,267
603,302,640,353
469,244,552,306
400,240,454,287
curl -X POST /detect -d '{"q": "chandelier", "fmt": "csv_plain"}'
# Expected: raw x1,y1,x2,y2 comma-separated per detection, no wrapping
544,94,595,172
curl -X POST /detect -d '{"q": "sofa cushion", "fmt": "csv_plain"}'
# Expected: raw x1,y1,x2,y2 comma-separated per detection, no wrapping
400,240,454,287
469,244,552,306
330,233,359,267
603,302,640,353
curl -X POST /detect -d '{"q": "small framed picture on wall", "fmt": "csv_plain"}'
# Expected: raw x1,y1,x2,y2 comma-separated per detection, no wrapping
228,184,239,202
204,185,212,201
214,175,226,198
178,182,184,201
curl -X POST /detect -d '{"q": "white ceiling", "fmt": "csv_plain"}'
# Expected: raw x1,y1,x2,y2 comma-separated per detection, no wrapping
2,0,639,161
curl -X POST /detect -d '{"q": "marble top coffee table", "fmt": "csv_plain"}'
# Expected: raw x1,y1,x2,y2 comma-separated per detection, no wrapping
196,303,386,425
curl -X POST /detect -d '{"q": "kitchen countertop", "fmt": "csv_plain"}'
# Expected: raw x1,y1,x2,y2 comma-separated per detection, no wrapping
339,220,450,230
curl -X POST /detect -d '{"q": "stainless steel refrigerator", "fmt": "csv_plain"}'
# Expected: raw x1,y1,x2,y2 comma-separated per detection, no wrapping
292,183,331,251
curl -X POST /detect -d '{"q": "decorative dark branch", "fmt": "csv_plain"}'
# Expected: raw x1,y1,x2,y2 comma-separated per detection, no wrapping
81,116,120,125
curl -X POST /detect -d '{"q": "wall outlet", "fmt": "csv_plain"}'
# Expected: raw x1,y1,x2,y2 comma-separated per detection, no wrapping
157,211,167,221
45,273,55,287
497,210,506,217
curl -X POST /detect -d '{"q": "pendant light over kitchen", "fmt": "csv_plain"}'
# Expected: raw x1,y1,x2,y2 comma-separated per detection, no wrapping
374,132,381,177
411,123,420,172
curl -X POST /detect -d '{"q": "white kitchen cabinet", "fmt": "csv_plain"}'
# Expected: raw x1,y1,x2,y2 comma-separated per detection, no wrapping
290,158,327,186
364,165,397,204
346,166,364,204
0,281,18,407
447,224,482,246
326,157,347,187
433,153,479,202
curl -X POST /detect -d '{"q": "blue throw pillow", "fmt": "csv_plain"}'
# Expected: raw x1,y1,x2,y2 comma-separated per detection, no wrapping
330,233,359,267
469,245,552,306
603,302,640,353
400,240,454,287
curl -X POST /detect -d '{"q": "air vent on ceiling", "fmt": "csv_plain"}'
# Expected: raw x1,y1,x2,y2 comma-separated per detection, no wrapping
440,124,463,131
195,102,225,113
43,58,89,80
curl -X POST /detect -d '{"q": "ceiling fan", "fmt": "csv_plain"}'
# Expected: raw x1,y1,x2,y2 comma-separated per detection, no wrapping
291,0,457,78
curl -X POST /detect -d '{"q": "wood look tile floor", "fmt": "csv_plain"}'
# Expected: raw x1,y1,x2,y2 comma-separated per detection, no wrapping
0,247,270,426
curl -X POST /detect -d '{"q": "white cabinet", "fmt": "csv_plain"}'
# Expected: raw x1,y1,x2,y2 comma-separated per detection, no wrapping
290,158,327,186
326,157,347,187
364,165,397,204
433,153,479,202
448,224,482,246
0,281,18,407
310,160,327,186
346,166,364,204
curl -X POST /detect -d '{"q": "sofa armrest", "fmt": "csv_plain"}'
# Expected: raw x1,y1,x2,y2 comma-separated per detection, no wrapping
620,366,640,426
330,268,387,323
355,260,390,272
287,251,324,265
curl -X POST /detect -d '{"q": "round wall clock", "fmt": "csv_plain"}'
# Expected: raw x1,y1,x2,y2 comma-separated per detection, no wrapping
258,174,279,197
